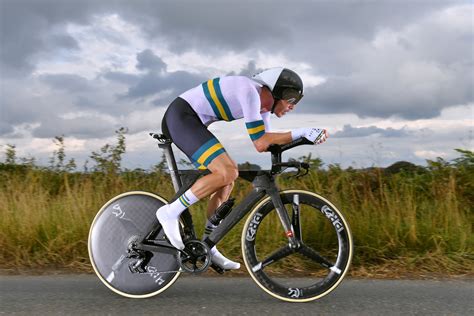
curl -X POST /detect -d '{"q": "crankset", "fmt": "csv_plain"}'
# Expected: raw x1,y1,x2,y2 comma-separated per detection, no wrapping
125,236,214,274
178,239,211,273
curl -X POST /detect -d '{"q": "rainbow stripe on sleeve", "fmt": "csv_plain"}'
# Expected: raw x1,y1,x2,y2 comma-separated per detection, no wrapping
246,120,265,141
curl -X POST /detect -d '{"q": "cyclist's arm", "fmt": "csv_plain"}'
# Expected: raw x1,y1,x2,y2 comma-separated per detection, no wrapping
253,132,292,152
240,84,291,152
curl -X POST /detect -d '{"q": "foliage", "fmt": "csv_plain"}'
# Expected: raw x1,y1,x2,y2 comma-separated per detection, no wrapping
4,144,16,165
238,161,261,170
49,136,76,172
89,127,127,174
0,137,472,276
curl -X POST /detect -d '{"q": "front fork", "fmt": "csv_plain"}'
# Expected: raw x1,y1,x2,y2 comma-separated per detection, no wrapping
266,188,301,249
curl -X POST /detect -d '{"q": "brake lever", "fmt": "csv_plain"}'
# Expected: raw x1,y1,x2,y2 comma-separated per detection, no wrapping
289,168,301,179
296,162,310,178
296,167,309,178
285,162,308,179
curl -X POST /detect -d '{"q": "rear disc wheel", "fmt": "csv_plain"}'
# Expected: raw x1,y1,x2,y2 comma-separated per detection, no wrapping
88,191,181,298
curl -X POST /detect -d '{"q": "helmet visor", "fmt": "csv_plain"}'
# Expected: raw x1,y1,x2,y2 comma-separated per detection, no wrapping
281,88,304,105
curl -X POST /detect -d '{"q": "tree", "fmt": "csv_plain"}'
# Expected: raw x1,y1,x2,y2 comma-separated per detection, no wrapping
384,161,425,175
90,127,127,173
152,151,168,173
238,161,261,170
4,144,16,164
452,148,474,167
49,136,76,172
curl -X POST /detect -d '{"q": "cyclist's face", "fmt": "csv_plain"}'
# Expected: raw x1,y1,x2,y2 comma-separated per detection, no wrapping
273,99,295,117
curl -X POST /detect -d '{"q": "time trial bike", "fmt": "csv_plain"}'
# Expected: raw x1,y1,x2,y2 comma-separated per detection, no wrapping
88,133,353,302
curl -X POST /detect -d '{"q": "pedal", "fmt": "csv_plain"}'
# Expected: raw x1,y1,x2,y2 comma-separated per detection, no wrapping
210,263,225,274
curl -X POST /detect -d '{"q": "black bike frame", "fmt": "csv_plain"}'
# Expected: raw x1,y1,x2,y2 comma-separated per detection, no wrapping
139,134,307,254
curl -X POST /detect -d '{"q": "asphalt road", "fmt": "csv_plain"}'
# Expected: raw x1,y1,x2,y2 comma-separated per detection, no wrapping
0,275,472,315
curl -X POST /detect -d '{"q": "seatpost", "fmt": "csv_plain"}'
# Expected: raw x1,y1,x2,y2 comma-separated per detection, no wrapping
158,141,182,193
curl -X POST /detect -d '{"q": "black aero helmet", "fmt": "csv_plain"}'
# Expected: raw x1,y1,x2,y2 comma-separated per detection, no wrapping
252,67,304,110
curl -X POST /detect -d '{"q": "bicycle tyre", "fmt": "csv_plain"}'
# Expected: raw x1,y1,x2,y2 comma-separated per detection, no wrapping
242,190,353,302
88,191,181,298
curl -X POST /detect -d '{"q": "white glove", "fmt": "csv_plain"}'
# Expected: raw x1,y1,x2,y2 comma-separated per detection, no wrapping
291,128,328,144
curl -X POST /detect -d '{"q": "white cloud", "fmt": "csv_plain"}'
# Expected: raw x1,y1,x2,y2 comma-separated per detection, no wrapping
414,150,448,160
34,14,147,79
1,3,472,170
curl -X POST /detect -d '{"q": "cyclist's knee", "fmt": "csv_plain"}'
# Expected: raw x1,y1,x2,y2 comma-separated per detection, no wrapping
208,154,238,186
219,166,238,186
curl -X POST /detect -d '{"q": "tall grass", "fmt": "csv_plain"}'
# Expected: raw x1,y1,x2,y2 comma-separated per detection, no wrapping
0,153,472,276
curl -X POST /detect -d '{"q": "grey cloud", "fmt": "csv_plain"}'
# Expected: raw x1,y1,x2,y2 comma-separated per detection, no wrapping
0,121,14,136
49,34,80,51
39,74,93,92
2,76,120,136
124,58,261,102
294,2,473,119
102,71,140,85
2,0,459,76
301,58,473,120
119,49,207,99
136,49,166,72
0,0,102,76
124,70,206,99
1,78,67,126
226,61,261,77
333,124,410,138
118,1,456,53
1,0,472,144
32,115,116,138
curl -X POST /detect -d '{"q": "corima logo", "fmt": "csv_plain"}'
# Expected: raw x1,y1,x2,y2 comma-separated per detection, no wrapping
246,212,263,241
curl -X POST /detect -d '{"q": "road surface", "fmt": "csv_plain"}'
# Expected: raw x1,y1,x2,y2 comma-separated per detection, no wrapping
0,275,472,315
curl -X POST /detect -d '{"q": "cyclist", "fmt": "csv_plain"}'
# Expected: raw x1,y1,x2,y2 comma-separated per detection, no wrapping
157,67,328,270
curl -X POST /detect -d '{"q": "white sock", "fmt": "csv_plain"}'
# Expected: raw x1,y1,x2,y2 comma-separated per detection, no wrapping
156,189,199,250
202,220,217,240
165,189,199,219
210,246,240,270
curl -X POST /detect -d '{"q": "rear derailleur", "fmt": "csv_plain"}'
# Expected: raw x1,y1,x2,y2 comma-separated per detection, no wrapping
126,235,153,274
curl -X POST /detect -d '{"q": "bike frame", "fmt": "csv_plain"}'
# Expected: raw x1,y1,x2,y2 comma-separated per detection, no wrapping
136,134,303,256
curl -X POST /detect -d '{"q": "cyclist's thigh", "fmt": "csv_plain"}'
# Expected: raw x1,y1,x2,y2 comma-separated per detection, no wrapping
164,98,227,169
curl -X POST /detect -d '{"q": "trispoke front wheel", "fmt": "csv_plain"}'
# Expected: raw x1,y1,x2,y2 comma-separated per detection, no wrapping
252,245,293,272
242,190,353,302
298,244,336,271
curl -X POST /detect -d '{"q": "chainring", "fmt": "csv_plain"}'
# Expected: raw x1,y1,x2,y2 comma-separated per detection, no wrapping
178,240,211,273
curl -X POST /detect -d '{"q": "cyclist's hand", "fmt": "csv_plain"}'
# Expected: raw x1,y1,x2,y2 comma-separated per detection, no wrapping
291,128,329,145
315,129,329,145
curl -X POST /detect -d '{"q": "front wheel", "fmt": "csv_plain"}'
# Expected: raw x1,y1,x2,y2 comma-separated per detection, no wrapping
242,190,353,302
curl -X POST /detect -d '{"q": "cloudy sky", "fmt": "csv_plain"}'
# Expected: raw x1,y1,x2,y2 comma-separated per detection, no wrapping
1,0,473,170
